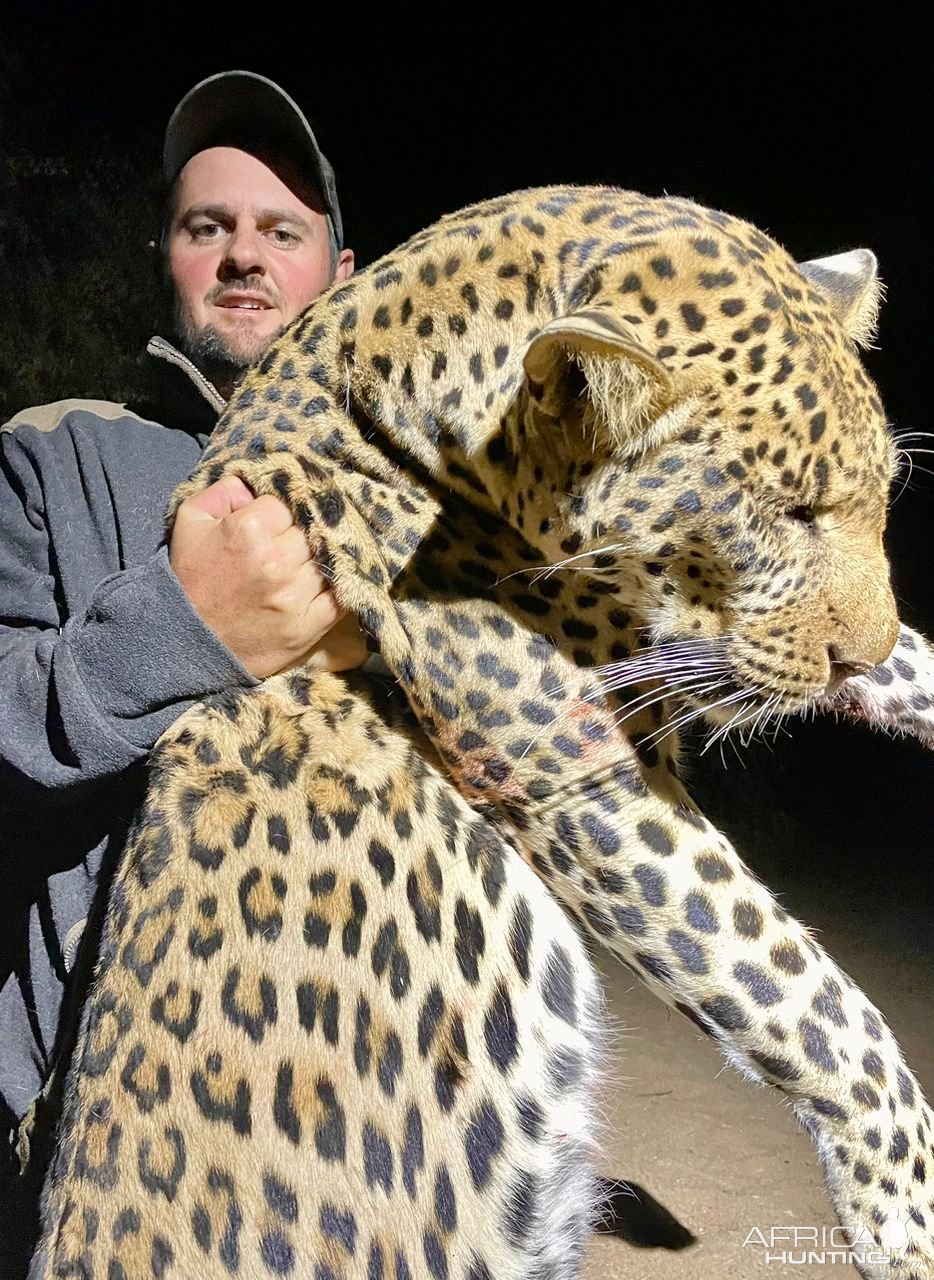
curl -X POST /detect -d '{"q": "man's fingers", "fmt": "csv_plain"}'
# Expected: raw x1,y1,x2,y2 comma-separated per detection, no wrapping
274,524,322,571
229,493,297,538
300,614,370,674
182,484,318,560
294,562,343,625
180,474,255,522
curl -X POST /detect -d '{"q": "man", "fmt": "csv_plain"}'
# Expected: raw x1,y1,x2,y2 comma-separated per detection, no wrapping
0,72,364,1244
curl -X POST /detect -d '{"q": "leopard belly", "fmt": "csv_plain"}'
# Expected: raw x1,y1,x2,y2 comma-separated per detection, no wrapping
32,674,605,1280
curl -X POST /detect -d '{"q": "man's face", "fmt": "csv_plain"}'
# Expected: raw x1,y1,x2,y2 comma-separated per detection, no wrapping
167,146,354,382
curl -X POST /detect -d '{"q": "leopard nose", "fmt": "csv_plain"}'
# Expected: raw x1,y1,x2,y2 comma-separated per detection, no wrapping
827,645,875,690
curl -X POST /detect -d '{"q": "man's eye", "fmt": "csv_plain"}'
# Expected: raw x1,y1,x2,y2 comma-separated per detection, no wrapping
191,222,223,240
268,227,299,245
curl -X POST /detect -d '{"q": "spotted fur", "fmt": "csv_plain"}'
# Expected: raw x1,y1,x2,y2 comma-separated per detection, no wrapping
827,624,934,748
31,186,934,1279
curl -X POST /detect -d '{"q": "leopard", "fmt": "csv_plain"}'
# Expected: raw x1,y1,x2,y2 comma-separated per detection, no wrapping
30,185,934,1280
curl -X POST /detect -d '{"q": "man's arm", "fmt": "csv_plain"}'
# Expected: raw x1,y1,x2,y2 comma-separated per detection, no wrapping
0,428,261,809
0,432,365,811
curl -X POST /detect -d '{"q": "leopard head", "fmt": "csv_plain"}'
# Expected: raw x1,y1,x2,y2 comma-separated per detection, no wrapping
506,222,898,724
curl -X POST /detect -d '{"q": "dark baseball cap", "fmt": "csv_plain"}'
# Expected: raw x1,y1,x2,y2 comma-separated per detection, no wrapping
163,70,343,248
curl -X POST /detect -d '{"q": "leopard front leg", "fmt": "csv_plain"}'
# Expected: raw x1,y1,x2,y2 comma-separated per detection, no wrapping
517,770,934,1279
825,624,934,750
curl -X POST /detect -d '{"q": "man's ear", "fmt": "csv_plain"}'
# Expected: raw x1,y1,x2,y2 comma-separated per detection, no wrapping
334,247,355,283
797,249,882,349
523,308,696,455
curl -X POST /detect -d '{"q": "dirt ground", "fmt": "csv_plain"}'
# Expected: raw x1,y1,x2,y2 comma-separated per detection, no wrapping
582,823,934,1280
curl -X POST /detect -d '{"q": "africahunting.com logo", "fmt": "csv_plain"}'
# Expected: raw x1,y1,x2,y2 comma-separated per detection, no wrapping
742,1219,912,1266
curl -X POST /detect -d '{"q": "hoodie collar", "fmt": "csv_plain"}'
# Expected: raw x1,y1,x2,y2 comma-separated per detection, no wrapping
146,336,227,416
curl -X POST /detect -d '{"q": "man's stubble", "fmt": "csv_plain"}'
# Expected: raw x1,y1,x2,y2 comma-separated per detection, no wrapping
174,279,285,391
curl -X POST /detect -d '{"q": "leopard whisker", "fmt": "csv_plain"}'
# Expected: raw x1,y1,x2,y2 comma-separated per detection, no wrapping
494,542,631,585
591,659,730,697
642,682,742,748
702,710,748,755
516,661,731,766
892,450,915,505
743,693,774,740
894,450,934,488
593,636,732,683
597,637,728,664
741,692,783,746
700,692,765,754
722,733,747,769
518,666,724,767
716,687,783,750
606,676,726,730
891,429,934,444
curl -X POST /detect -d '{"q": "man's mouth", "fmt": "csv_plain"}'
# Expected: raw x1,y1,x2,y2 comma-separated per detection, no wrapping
214,294,274,311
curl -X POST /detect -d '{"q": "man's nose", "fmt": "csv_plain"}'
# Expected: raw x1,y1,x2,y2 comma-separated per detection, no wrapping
219,227,266,279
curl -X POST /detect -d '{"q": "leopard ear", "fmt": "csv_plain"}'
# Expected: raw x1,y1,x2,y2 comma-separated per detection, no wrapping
523,309,695,455
523,309,673,390
797,249,882,349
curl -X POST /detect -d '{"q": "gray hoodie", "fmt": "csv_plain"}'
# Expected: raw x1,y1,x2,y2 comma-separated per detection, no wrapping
0,341,256,1122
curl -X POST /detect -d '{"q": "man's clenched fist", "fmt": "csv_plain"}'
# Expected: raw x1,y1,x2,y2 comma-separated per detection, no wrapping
170,474,367,678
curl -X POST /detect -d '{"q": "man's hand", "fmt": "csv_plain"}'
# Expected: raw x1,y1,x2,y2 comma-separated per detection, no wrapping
170,475,367,678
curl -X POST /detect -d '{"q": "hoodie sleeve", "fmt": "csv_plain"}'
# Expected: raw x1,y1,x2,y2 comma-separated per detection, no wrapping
0,425,257,812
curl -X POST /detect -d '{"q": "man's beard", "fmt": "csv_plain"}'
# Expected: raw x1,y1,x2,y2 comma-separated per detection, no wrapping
177,321,284,390
174,289,284,392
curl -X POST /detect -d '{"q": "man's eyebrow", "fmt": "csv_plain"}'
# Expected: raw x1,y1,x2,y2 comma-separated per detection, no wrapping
176,205,312,232
178,203,235,223
253,207,313,231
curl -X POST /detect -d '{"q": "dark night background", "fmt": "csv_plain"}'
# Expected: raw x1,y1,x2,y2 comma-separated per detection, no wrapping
0,4,932,1266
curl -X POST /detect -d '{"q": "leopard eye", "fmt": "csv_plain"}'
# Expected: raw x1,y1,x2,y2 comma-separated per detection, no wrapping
787,504,817,526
